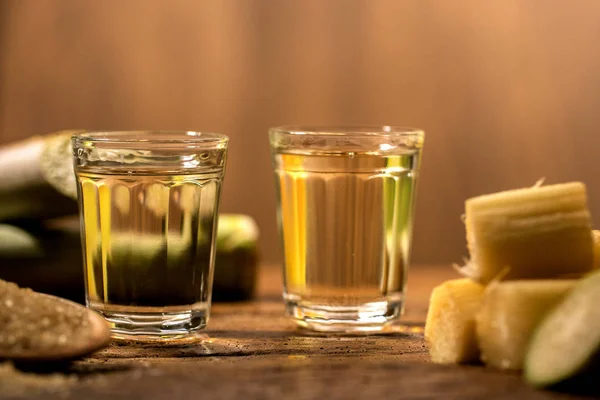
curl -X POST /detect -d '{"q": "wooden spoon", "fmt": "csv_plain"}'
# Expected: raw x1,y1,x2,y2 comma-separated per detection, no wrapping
0,294,111,361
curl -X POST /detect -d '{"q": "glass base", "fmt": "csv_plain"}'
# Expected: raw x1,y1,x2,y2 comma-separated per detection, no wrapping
90,302,209,341
284,295,403,333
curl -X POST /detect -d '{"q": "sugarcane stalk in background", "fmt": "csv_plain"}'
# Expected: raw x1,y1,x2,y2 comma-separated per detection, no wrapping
0,132,260,300
0,131,80,222
0,219,84,301
0,214,260,302
213,214,259,301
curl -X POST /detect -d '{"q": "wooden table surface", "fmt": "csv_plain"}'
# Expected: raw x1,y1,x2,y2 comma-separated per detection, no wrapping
5,265,597,400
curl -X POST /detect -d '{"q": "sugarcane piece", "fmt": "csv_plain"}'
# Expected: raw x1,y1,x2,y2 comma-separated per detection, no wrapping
91,234,199,306
0,219,84,302
0,131,81,222
460,182,594,283
94,214,259,304
524,270,600,388
213,214,259,301
425,278,485,364
0,214,260,303
476,280,575,370
593,230,600,269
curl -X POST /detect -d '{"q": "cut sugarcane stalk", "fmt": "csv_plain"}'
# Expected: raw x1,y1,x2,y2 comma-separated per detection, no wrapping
213,214,259,301
95,214,260,303
476,280,575,370
461,182,594,283
0,214,260,302
0,219,84,301
0,131,81,222
593,230,600,269
525,270,600,388
425,278,485,364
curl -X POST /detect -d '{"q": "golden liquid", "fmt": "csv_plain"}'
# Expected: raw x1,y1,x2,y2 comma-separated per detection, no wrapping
273,151,419,307
76,171,221,311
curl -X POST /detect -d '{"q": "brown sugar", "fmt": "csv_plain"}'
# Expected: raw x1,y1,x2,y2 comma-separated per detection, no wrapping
0,279,90,352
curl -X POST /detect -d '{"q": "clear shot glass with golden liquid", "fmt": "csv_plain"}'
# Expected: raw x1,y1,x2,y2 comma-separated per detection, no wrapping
270,126,424,333
71,131,228,340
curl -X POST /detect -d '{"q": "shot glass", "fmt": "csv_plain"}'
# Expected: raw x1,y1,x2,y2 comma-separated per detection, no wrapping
72,131,228,340
270,126,424,333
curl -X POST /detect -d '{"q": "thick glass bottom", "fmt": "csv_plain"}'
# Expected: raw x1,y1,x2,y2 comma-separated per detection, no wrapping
89,301,209,341
284,294,403,333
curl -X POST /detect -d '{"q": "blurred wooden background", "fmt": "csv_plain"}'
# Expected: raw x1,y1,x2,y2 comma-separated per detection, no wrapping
2,0,600,266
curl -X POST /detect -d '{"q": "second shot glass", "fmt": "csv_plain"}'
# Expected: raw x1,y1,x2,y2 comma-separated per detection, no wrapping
270,126,424,333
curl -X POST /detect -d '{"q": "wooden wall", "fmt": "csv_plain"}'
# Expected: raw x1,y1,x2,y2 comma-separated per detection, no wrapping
2,1,600,265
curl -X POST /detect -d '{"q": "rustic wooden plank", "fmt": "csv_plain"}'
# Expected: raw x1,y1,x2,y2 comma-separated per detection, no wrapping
64,357,580,400
3,265,594,399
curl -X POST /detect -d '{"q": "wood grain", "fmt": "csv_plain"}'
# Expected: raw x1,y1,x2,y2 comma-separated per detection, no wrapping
3,265,592,400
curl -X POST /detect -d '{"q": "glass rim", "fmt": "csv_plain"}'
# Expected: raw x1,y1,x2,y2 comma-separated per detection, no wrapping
71,130,229,146
269,125,424,138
